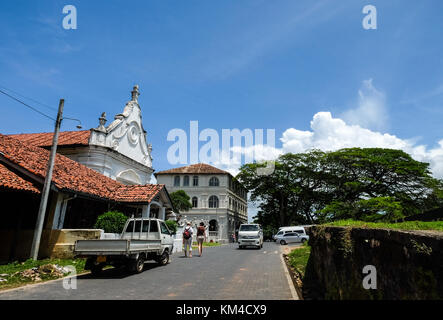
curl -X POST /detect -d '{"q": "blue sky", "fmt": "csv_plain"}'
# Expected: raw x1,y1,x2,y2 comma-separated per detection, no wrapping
1,0,443,186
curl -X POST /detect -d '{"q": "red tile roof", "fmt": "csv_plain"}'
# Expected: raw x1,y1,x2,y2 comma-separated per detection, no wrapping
155,163,229,175
0,134,165,204
0,163,40,193
8,130,91,147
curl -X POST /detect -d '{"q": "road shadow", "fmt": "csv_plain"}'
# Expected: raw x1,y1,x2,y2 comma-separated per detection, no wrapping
79,262,163,280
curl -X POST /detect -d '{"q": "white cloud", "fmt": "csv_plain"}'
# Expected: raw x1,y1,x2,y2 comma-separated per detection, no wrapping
280,111,443,178
341,79,388,131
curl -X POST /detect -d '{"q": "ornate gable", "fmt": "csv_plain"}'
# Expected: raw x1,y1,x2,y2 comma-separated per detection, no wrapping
89,85,153,168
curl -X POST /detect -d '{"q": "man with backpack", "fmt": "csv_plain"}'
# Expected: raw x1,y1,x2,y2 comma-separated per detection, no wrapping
182,221,194,258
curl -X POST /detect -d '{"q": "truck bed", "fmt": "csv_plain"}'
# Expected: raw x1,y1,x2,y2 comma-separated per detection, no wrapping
74,239,162,256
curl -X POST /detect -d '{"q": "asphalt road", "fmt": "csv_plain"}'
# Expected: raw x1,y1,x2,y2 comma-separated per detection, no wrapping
0,242,299,300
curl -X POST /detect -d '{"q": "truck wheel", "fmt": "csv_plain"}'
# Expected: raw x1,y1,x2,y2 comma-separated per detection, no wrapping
301,238,307,244
158,251,169,266
128,255,145,274
90,264,103,276
280,240,286,245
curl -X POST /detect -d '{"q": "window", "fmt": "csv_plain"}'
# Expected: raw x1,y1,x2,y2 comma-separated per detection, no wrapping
209,177,219,186
125,220,141,233
160,222,170,235
174,176,180,186
149,220,159,232
193,175,199,186
183,176,189,186
192,196,198,208
208,195,219,208
239,224,259,231
142,220,150,232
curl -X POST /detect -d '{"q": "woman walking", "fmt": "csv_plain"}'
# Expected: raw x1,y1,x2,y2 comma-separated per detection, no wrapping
183,222,194,258
196,222,206,257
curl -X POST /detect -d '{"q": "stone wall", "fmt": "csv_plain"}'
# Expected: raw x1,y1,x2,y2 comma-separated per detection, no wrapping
0,229,102,262
304,226,443,300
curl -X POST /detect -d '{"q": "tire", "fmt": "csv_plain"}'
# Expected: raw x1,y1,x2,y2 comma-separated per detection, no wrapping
90,264,103,276
128,255,145,274
158,250,169,266
280,240,286,245
239,245,244,249
301,238,307,244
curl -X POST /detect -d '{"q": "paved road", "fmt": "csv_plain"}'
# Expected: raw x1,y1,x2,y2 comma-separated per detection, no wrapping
0,242,299,300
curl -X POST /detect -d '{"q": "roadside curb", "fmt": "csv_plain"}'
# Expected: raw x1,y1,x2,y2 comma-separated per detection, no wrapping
0,271,90,295
279,248,300,300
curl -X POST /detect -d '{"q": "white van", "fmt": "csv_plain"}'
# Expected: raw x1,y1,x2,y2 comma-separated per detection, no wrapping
273,226,308,241
238,224,263,249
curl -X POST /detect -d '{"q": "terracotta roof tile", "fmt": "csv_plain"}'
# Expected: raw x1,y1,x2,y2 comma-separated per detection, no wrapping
0,134,163,204
8,130,91,147
155,163,229,175
0,163,40,193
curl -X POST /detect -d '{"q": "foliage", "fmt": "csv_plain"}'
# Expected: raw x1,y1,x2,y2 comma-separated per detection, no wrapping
170,190,192,213
287,244,311,278
165,219,178,234
323,219,443,231
237,148,443,226
94,211,128,233
191,242,221,247
320,197,404,222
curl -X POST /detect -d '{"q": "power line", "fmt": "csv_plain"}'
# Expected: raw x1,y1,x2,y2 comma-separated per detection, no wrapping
0,85,58,112
0,89,56,121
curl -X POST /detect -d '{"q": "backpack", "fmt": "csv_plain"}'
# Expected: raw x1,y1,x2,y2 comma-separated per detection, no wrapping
183,227,191,239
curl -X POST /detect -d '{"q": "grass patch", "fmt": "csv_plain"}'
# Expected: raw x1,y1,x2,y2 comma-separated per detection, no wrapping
287,244,311,278
0,258,86,291
191,241,222,248
322,220,443,232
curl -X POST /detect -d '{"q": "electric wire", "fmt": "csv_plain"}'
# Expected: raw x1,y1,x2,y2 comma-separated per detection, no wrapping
0,88,56,121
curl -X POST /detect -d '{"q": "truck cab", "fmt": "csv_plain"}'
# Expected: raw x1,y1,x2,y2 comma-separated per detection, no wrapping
238,224,263,249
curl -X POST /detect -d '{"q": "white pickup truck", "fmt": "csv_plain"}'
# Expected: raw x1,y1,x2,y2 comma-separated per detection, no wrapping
74,218,174,275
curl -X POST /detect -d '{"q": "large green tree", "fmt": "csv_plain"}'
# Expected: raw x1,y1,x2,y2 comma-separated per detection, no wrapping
237,148,443,226
169,190,192,213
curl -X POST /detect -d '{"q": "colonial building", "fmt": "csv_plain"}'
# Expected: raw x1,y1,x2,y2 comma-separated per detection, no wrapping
155,163,248,242
10,85,153,186
0,86,173,261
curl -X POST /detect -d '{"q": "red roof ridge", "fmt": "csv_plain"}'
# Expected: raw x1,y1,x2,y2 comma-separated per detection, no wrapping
0,134,164,204
155,163,230,175
8,130,91,147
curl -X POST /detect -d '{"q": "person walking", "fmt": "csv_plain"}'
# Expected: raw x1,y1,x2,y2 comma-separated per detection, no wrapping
182,222,194,258
196,222,206,257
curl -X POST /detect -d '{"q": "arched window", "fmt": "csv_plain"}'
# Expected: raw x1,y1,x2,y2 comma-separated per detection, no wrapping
183,176,190,186
174,176,180,186
208,195,219,208
209,219,218,231
209,177,219,186
193,175,199,186
192,197,198,208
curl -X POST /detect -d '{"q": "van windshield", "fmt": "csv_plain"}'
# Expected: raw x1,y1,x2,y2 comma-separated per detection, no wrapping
239,225,259,231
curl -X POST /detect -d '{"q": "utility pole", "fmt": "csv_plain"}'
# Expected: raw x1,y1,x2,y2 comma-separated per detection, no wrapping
30,99,64,260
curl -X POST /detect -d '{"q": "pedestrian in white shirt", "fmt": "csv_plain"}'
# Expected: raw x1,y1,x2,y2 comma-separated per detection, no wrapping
183,222,194,258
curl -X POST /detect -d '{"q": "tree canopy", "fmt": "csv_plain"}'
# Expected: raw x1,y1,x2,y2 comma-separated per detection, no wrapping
237,148,443,228
169,190,192,213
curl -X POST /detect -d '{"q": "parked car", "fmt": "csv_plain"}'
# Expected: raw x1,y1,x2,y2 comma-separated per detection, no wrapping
74,218,174,275
276,231,309,245
238,224,264,249
272,226,309,241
